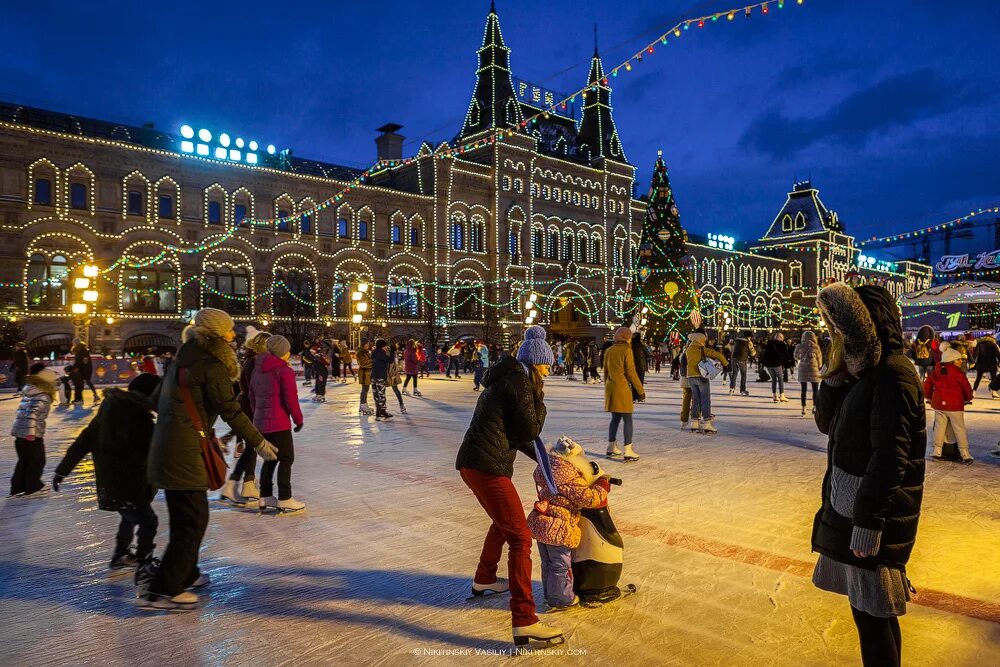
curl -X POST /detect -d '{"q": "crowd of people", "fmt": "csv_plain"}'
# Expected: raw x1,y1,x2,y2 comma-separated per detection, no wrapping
3,281,999,660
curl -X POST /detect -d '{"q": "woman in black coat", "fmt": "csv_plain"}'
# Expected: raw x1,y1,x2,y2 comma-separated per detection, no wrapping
630,331,650,401
813,283,926,667
455,325,562,647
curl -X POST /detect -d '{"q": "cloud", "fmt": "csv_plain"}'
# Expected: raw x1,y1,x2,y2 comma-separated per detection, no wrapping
739,68,974,159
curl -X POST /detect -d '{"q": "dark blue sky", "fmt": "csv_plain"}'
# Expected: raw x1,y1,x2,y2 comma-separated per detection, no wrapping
3,0,998,243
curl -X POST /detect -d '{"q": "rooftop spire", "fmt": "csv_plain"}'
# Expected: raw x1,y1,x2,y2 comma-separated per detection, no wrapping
577,47,626,164
458,1,523,141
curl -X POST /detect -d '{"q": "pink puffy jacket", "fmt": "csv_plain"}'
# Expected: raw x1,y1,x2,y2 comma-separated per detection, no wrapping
249,353,303,434
526,455,609,549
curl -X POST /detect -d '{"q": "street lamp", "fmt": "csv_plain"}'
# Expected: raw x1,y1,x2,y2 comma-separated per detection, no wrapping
523,292,539,326
350,282,370,348
72,265,100,346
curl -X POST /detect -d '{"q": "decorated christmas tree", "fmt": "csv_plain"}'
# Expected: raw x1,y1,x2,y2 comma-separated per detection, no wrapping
632,151,698,341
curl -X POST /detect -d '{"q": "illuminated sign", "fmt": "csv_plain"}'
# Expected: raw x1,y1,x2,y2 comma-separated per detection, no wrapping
179,124,277,165
935,249,1000,273
513,78,576,118
707,233,735,251
857,254,896,273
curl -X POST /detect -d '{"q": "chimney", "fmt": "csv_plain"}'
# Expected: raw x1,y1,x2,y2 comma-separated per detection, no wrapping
375,123,404,161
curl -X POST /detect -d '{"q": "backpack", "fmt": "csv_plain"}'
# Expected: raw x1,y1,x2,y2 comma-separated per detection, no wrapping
416,348,427,363
915,341,930,360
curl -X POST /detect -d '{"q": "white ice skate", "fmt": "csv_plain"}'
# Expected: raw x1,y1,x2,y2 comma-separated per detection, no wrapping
779,393,789,402
240,480,260,502
700,419,717,434
398,405,408,414
606,441,623,459
277,498,306,513
401,388,410,396
470,577,509,598
623,444,640,462
217,480,245,505
513,621,564,649
359,403,375,415
413,389,423,397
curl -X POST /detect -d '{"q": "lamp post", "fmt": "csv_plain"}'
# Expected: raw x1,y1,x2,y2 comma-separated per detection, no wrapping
522,292,539,328
349,282,369,349
71,265,100,346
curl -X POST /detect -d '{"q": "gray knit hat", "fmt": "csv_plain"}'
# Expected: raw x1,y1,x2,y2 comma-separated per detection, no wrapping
515,325,555,366
193,307,234,338
266,335,291,358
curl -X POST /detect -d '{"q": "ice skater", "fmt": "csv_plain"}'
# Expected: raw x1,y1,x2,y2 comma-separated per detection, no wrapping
812,283,925,667
401,339,423,396
220,328,271,505
370,338,393,421
924,347,975,463
527,437,609,610
455,324,563,648
52,373,162,568
603,327,645,461
794,330,823,416
9,363,58,497
356,340,373,415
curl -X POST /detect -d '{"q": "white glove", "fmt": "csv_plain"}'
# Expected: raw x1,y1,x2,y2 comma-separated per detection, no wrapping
255,438,278,461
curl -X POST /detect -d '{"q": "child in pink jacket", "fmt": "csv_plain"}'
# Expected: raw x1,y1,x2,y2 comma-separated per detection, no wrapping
249,335,305,512
527,437,610,610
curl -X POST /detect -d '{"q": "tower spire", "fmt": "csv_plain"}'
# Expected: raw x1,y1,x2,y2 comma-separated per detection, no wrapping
458,1,523,140
577,45,626,164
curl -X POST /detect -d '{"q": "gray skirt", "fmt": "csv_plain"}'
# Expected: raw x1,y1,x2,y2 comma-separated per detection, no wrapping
812,554,911,618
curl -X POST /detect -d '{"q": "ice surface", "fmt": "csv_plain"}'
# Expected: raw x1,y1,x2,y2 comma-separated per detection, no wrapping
1,372,998,666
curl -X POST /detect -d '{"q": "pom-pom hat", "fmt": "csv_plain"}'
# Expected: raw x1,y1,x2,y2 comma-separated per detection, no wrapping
516,325,555,366
941,348,963,364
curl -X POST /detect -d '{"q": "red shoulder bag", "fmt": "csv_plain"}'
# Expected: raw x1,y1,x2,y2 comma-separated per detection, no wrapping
177,367,228,491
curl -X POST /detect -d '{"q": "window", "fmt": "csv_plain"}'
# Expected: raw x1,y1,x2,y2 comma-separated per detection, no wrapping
387,283,419,317
391,224,401,244
562,235,573,261
204,265,251,315
542,185,550,199
26,253,68,309
530,183,539,197
410,225,421,246
547,231,558,259
128,190,143,216
34,178,52,205
358,219,369,240
471,219,483,252
273,269,314,316
333,281,350,317
234,204,247,225
452,220,464,250
276,211,290,232
508,231,518,258
338,218,349,238
532,229,542,257
301,213,312,234
514,178,523,193
781,214,793,232
121,264,177,313
158,195,174,219
582,194,590,208
502,176,511,191
208,201,222,224
592,238,602,264
70,183,87,210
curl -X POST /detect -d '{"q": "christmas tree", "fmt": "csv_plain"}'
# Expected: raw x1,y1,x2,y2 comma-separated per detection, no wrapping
632,151,698,341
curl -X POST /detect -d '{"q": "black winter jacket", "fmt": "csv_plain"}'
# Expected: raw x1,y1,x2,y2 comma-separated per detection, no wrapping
55,388,157,510
148,328,264,491
813,287,926,570
974,336,1000,373
760,339,787,368
371,347,392,381
456,356,544,478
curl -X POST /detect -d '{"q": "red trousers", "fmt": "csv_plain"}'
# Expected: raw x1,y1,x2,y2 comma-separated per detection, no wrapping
459,467,539,627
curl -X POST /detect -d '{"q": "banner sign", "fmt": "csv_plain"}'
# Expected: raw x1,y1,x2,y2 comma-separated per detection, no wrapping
935,249,1000,273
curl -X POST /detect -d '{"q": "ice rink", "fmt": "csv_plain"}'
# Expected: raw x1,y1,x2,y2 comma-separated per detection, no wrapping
1,370,998,666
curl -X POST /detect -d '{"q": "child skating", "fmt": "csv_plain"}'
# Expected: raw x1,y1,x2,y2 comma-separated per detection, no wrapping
9,363,58,497
924,347,975,463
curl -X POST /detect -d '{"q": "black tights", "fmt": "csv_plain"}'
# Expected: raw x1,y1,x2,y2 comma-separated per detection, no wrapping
403,374,418,389
851,607,901,667
800,381,818,407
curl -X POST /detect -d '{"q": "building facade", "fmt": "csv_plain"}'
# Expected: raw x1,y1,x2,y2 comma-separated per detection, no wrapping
0,5,931,356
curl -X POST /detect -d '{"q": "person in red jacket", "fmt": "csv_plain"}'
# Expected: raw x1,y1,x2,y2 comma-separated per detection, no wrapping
249,335,306,511
924,347,974,463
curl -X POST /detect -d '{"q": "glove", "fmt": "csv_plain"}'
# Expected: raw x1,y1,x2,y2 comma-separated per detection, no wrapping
294,423,303,433
255,438,278,461
52,474,64,492
595,477,611,492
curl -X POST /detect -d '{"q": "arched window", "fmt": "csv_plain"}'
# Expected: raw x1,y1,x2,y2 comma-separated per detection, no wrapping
387,279,420,318
204,264,251,315
451,217,465,250
26,254,69,309
470,217,484,252
547,230,559,259
410,223,422,247
514,178,523,193
501,176,511,191
273,268,315,317
208,201,222,225
121,264,177,313
338,218,349,238
34,178,53,205
532,228,543,257
333,279,350,317
592,237,602,264
508,230,518,259
391,223,402,244
358,219,369,240
70,183,87,210
562,233,574,261
301,212,313,234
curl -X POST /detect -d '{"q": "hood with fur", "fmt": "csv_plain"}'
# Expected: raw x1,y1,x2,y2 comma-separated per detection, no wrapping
817,282,881,377
180,325,240,380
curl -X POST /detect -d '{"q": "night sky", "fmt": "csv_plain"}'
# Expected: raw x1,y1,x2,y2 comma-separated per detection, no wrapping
2,0,998,244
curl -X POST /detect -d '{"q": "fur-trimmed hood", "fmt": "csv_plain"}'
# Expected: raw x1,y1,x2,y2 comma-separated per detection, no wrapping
817,282,881,377
180,325,240,380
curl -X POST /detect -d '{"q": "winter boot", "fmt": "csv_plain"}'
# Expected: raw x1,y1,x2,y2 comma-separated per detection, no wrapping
137,590,199,611
110,550,139,569
359,403,374,415
471,577,509,597
240,480,260,502
513,621,564,649
779,393,789,402
700,419,718,434
277,497,306,513
218,479,244,504
623,444,640,462
258,496,278,512
606,441,623,458
134,555,160,597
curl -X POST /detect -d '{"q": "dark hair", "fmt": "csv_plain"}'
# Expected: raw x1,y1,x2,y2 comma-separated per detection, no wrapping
29,362,46,374
375,338,387,349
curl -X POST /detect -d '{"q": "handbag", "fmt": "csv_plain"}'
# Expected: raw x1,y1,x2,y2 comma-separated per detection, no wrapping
696,348,723,380
177,367,228,491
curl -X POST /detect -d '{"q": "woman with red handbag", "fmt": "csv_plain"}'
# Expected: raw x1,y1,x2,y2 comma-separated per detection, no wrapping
142,308,277,612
